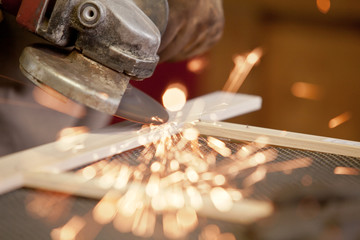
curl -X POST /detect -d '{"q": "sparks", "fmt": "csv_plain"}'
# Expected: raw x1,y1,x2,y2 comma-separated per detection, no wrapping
291,82,324,100
316,0,331,14
162,83,188,111
223,47,262,93
328,112,352,129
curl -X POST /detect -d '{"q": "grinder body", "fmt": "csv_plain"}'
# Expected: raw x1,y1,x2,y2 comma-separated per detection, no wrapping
1,0,169,124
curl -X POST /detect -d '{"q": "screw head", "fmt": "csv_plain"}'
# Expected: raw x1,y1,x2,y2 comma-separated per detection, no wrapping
78,2,103,27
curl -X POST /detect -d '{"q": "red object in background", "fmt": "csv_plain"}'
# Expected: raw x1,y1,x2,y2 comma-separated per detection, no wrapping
111,60,199,124
2,0,48,32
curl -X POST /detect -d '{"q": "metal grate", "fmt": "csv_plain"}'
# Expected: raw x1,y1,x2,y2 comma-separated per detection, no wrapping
0,137,359,240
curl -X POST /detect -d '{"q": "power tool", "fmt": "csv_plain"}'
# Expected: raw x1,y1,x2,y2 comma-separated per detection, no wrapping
1,0,169,124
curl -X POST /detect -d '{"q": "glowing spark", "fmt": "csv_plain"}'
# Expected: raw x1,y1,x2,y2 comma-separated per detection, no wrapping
51,216,86,240
162,83,188,111
213,174,226,186
249,152,267,166
72,123,281,238
170,160,180,171
98,174,116,188
317,0,331,14
163,171,185,185
93,199,117,225
81,166,97,180
166,186,185,209
266,157,313,173
247,51,261,64
146,174,160,197
227,189,243,201
113,208,135,233
210,187,233,212
33,86,86,118
199,224,221,240
117,184,143,217
207,137,232,157
334,167,360,175
186,167,200,183
114,165,131,190
176,207,198,232
187,56,208,74
242,167,266,188
132,206,156,237
151,193,168,211
186,186,203,210
202,172,215,181
328,112,352,129
223,47,262,93
291,82,324,100
150,162,162,172
183,127,200,141
163,213,186,239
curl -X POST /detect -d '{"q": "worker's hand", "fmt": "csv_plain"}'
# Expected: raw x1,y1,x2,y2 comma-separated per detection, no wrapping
158,0,224,62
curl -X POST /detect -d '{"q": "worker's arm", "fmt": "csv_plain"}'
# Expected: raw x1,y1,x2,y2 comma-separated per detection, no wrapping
159,0,224,62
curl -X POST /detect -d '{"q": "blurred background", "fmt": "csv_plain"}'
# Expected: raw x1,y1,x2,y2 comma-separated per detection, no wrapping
153,0,360,141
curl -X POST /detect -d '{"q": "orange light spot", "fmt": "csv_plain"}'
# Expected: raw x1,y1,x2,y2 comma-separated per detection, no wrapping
150,162,162,173
162,83,188,111
266,157,313,173
200,224,221,240
183,127,200,141
186,167,200,183
242,167,267,188
213,174,226,186
131,206,155,238
187,57,208,74
81,166,97,180
223,48,262,93
317,0,331,14
210,187,233,212
186,186,203,210
291,82,324,100
334,167,360,175
163,213,186,239
328,112,352,129
92,200,117,225
170,160,180,171
207,137,232,157
145,174,160,197
176,207,198,232
50,216,85,240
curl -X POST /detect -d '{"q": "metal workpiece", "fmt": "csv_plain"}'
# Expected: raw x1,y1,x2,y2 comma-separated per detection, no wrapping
19,44,130,116
34,0,168,79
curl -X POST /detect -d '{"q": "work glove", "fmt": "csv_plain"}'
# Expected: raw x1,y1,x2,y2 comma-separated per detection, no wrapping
158,0,224,62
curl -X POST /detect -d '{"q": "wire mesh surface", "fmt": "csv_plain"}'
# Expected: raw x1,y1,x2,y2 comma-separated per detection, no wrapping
0,137,360,240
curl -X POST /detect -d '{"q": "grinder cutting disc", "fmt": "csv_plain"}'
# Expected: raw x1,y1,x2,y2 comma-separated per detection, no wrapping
19,44,169,124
